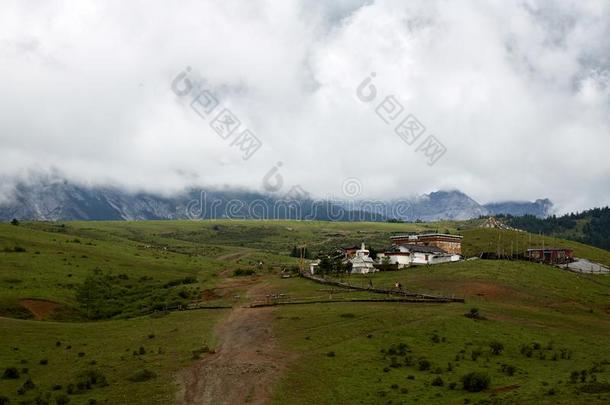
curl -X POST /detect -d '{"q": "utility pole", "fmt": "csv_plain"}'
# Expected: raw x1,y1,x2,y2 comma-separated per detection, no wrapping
299,243,305,276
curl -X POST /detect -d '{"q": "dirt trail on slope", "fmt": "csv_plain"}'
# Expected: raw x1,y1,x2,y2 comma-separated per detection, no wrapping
176,285,289,405
20,299,60,320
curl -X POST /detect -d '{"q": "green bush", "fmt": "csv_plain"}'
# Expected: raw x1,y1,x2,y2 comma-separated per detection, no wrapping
192,346,210,359
465,308,485,319
489,341,504,355
431,376,444,387
2,367,19,379
418,359,431,371
75,369,109,391
55,393,70,405
461,372,490,392
579,382,610,393
128,369,156,382
21,378,35,391
500,363,517,376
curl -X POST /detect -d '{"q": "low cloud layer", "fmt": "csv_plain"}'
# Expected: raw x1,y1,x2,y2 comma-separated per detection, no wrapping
1,0,609,213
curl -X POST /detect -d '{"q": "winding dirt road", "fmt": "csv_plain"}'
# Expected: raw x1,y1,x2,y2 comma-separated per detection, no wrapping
175,286,289,405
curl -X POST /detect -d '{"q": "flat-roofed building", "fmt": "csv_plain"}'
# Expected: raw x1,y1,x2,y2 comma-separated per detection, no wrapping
390,233,463,255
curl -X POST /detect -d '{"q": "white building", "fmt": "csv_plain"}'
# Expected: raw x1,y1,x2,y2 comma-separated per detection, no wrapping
349,243,377,274
377,244,461,268
309,259,320,275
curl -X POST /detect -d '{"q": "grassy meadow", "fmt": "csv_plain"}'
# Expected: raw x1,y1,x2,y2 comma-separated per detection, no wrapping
0,219,609,404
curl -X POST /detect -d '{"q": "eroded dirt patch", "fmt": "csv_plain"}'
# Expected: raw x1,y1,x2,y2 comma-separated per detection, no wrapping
20,299,60,320
176,285,291,405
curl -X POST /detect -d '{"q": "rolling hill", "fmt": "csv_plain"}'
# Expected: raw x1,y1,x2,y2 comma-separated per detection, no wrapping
0,220,609,404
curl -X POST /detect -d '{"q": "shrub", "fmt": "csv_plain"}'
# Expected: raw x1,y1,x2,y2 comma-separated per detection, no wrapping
52,384,62,391
500,364,516,376
579,369,589,383
0,396,9,405
418,359,431,371
431,376,444,387
407,375,415,380
13,246,26,253
326,351,336,357
471,349,482,361
579,382,610,393
138,346,146,355
461,372,490,392
449,382,457,390
192,346,210,359
55,394,70,405
10,218,19,226
2,367,19,379
39,359,48,365
489,341,504,355
128,369,156,382
465,308,485,320
520,344,533,358
22,378,36,391
21,368,28,374
76,369,109,390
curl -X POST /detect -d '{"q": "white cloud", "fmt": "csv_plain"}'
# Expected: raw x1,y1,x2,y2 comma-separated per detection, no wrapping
0,0,609,213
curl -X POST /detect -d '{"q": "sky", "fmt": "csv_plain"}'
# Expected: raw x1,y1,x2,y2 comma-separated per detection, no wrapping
0,0,609,213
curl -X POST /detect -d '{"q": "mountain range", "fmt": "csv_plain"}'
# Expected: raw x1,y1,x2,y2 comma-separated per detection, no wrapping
0,178,553,222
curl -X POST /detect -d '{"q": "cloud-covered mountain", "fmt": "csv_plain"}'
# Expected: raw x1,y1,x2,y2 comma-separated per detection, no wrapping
0,179,552,222
1,1,609,213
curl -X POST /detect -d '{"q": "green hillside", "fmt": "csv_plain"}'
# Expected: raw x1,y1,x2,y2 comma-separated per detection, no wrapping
0,220,609,404
462,228,610,267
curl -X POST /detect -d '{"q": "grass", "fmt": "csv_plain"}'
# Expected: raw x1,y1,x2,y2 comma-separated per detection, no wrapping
462,227,610,267
0,311,223,404
1,219,609,404
271,261,610,404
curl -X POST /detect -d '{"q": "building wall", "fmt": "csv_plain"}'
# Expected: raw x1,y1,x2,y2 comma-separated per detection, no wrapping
351,264,377,274
391,235,462,255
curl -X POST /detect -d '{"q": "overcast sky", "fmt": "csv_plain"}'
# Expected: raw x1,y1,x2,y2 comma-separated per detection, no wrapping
1,0,609,213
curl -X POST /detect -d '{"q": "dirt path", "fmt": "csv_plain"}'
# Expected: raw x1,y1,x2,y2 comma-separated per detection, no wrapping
176,285,289,405
20,299,60,320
